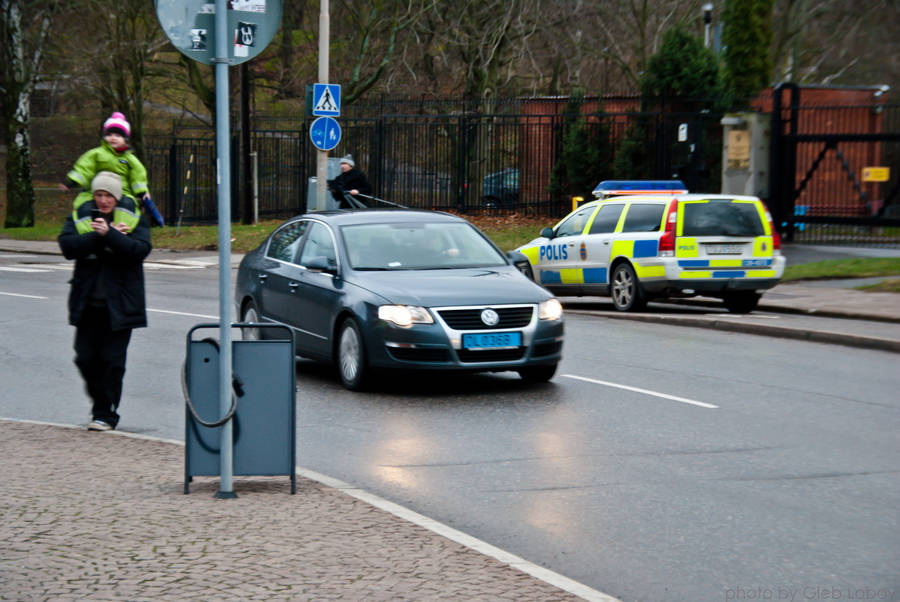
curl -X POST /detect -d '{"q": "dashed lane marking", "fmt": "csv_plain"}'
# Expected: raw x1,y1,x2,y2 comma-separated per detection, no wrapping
562,374,719,409
0,291,48,299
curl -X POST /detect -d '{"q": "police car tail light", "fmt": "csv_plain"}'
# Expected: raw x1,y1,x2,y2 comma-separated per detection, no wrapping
762,204,782,253
658,199,679,256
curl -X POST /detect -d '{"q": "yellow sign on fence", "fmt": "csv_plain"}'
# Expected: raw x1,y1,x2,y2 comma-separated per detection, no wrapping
862,167,890,182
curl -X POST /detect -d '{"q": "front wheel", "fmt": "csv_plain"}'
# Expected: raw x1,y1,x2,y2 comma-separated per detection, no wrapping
723,291,761,313
610,263,647,312
517,363,557,383
337,318,368,390
241,301,262,340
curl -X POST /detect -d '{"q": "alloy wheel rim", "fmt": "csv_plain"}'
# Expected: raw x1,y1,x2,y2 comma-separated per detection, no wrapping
243,308,260,340
340,327,360,381
613,269,633,306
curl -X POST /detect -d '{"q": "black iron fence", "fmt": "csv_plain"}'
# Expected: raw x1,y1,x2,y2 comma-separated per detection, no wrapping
146,105,726,224
144,93,899,247
769,84,900,247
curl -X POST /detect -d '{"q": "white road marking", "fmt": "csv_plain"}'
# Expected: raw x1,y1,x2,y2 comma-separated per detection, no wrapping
148,308,218,320
143,262,205,270
712,313,781,319
295,466,621,602
0,266,49,273
1,417,620,602
562,374,719,409
0,291,48,299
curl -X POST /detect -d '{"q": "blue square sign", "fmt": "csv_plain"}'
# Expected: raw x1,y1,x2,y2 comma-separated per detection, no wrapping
312,84,340,116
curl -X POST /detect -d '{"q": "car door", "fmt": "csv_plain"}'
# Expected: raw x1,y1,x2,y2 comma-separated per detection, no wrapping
534,204,597,294
289,221,345,359
614,201,667,281
580,202,625,294
256,220,310,338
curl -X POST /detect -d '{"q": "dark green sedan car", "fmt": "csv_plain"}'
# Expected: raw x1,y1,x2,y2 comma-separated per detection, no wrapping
234,209,564,390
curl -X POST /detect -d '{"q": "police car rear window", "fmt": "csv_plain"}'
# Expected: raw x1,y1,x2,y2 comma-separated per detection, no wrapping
622,203,665,232
682,201,764,237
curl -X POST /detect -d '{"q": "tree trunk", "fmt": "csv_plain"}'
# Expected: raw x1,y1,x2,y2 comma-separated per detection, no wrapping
4,121,35,227
2,0,40,228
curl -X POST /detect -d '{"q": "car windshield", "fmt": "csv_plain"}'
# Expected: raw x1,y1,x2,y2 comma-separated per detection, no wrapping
342,222,507,270
681,200,765,237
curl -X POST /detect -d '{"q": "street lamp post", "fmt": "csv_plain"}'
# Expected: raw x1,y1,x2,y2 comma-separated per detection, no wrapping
703,3,714,49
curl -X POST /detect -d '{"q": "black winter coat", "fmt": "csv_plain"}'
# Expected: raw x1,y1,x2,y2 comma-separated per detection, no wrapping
58,213,152,331
329,168,372,205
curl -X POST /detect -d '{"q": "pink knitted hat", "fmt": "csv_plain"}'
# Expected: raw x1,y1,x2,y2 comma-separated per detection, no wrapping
102,112,131,137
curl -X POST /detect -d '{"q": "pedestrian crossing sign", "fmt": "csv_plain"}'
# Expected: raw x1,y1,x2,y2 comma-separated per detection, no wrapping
312,83,340,116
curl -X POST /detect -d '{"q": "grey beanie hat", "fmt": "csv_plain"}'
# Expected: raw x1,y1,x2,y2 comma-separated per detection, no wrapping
340,154,355,167
91,171,123,200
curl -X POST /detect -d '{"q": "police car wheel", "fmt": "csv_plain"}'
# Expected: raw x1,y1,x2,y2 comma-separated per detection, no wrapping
611,263,647,312
723,291,761,314
517,363,557,383
337,317,368,391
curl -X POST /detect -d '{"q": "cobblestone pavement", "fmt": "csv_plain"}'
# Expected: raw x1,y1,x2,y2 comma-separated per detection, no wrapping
1,421,585,601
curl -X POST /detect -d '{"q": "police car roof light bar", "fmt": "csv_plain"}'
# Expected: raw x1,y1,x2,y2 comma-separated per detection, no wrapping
592,180,688,199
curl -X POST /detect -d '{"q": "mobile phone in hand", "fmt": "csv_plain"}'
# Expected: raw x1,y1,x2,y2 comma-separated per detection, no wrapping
91,209,102,221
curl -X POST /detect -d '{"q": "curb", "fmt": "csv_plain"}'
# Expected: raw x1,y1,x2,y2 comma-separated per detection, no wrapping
568,310,900,354
659,297,900,325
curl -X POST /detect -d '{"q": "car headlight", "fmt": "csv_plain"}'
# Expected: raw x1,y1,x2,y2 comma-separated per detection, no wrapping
378,305,434,327
538,298,563,321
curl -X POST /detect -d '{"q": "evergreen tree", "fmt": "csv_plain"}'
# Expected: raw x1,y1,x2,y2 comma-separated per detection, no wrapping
614,27,721,181
722,0,774,104
640,27,722,100
548,93,612,203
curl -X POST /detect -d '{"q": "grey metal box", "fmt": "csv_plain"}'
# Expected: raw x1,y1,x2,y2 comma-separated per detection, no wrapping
184,324,296,493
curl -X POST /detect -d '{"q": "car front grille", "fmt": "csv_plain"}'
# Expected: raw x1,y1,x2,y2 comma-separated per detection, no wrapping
437,306,534,330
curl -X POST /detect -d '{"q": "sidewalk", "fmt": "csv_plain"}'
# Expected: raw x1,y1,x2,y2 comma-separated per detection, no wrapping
0,420,595,601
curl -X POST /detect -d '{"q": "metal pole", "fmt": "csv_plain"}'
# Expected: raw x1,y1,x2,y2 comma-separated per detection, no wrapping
251,151,259,224
315,0,330,211
214,0,235,499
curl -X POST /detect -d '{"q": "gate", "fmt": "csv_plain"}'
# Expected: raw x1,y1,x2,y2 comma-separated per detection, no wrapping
770,83,900,247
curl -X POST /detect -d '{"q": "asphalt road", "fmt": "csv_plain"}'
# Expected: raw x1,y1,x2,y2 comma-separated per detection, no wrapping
1,252,898,601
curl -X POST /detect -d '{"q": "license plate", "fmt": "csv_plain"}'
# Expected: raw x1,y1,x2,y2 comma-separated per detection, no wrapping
462,332,522,349
706,243,744,255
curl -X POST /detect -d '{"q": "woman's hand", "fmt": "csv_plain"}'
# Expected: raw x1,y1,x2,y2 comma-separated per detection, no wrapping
91,218,110,236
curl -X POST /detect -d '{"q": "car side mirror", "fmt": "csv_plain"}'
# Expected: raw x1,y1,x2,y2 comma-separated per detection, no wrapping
540,227,555,239
306,256,337,274
506,251,534,281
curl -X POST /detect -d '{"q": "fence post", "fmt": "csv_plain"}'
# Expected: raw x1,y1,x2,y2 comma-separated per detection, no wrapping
168,141,178,222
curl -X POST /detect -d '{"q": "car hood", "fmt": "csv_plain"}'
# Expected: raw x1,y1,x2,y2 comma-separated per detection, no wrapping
348,267,551,307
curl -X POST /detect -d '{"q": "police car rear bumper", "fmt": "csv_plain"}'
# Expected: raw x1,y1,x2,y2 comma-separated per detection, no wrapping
643,277,782,295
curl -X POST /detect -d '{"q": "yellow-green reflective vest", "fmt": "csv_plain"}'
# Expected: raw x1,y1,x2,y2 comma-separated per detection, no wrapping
73,196,140,235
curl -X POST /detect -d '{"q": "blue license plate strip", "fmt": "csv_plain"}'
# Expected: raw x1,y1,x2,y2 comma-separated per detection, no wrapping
462,332,522,349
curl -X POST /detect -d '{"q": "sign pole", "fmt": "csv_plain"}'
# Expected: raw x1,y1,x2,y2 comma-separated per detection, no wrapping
156,0,280,498
315,0,330,211
214,0,235,499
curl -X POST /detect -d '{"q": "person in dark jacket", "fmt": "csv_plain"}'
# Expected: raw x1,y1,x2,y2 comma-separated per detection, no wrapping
58,171,151,431
328,154,372,208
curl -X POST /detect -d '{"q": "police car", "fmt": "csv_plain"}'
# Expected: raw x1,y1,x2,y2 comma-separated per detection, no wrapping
515,181,786,313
